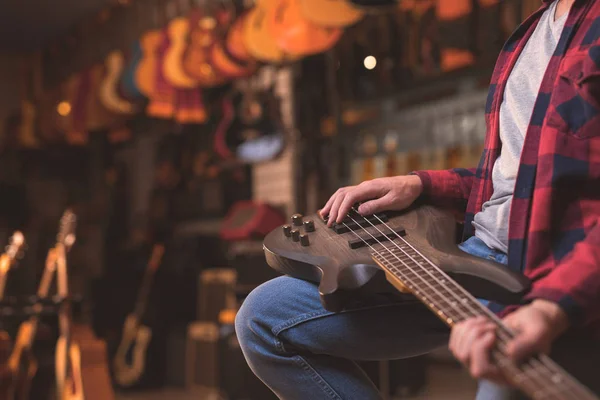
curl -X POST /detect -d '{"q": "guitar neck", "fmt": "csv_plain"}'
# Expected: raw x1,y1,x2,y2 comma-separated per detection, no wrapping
371,241,598,400
132,267,158,319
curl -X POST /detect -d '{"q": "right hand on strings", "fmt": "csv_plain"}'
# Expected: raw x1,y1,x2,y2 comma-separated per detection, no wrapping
319,175,423,227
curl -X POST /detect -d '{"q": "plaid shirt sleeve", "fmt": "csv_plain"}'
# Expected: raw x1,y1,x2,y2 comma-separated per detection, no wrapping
523,220,600,325
411,168,476,220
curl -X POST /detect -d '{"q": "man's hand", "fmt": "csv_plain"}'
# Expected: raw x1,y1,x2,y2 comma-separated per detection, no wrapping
448,300,570,384
319,176,423,226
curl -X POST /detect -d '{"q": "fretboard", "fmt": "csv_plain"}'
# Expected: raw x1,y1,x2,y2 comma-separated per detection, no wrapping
371,239,598,400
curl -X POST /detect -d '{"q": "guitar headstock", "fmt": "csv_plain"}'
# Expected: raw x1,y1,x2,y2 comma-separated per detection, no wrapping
148,244,165,272
0,231,26,273
57,209,77,251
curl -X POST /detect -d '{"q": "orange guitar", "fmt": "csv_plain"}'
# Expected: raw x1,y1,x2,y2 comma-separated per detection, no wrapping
268,0,343,57
298,0,364,27
136,0,165,98
163,0,198,88
182,4,230,87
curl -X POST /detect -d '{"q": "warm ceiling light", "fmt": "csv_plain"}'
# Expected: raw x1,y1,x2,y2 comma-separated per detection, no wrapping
364,55,377,70
57,101,71,116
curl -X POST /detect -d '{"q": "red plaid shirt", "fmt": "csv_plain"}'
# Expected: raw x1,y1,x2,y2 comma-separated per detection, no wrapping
413,0,600,333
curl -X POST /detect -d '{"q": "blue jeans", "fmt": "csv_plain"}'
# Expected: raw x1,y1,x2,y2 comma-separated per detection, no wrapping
235,236,523,399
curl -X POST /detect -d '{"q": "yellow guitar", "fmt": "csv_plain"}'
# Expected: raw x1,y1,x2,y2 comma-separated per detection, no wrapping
52,210,84,400
113,244,165,387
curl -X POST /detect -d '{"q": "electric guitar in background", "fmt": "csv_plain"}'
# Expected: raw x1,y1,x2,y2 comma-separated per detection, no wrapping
113,244,165,388
2,248,59,400
0,232,26,384
0,232,25,301
53,209,84,400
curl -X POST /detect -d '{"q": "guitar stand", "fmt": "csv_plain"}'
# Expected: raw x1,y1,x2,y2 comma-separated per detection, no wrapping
0,294,83,318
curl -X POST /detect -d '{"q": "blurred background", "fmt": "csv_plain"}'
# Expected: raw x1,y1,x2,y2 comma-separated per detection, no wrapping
0,0,539,399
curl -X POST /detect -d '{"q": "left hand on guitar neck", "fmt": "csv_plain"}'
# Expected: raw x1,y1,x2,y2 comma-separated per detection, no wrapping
449,299,570,385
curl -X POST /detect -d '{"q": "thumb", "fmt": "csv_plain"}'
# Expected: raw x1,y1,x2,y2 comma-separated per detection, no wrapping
357,194,393,215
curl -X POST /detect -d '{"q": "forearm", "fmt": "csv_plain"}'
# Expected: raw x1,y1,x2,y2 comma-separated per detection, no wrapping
411,168,477,219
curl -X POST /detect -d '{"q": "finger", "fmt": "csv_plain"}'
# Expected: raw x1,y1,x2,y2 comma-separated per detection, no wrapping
469,331,497,379
450,318,483,362
320,189,342,219
327,192,347,227
337,183,381,223
455,318,494,361
357,193,394,215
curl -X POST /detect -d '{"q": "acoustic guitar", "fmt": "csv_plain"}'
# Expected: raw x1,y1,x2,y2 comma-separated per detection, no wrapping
99,51,137,115
2,247,60,400
298,0,364,27
243,0,299,63
163,0,198,88
0,231,26,378
268,0,343,57
53,210,84,400
113,244,165,388
0,232,25,302
182,1,230,87
263,206,600,400
135,0,165,98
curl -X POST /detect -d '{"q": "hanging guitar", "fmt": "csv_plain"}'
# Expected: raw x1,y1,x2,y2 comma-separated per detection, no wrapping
263,206,600,400
213,77,286,164
112,244,165,388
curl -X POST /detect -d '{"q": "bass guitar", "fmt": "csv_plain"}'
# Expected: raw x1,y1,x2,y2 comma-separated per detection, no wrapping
113,244,165,388
263,205,600,400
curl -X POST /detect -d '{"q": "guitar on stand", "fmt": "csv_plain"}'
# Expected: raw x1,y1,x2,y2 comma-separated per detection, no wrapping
0,232,26,302
2,246,60,399
113,244,165,388
53,209,84,400
0,232,26,376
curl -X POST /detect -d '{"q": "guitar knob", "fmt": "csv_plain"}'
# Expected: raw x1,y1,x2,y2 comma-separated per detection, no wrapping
292,214,303,226
300,234,309,247
291,230,300,242
283,225,292,237
303,220,315,232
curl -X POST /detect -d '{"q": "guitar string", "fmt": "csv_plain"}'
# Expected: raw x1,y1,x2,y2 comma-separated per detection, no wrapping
339,213,585,400
338,217,562,399
363,209,595,398
347,209,593,399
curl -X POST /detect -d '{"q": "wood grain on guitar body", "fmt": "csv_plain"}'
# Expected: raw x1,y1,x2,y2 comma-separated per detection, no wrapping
99,51,136,115
112,244,164,388
263,206,600,400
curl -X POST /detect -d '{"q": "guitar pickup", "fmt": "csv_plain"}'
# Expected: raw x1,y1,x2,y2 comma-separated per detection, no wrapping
331,213,389,234
348,227,406,249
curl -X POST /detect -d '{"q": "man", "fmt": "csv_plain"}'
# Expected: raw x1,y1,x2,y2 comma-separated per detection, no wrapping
236,0,600,398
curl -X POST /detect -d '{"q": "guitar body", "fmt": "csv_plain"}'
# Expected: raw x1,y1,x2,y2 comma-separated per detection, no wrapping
269,0,343,57
243,0,298,63
163,17,198,88
55,337,84,400
3,321,38,400
121,41,145,100
113,315,152,387
182,11,228,87
136,30,163,97
99,51,136,115
263,205,529,312
299,0,365,27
